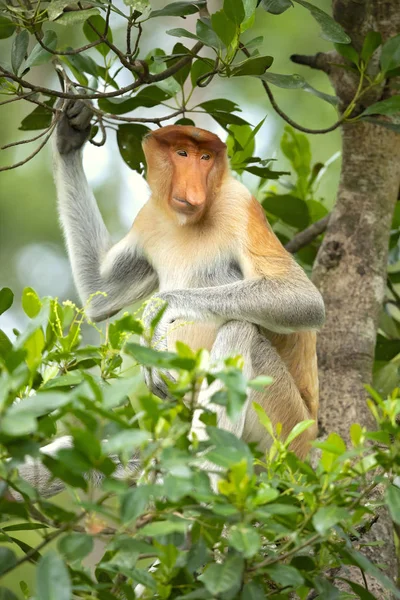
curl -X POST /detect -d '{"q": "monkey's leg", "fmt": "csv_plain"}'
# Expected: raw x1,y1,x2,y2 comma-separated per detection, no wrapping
192,321,316,459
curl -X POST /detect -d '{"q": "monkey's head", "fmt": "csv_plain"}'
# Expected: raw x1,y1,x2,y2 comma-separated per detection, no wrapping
142,125,228,224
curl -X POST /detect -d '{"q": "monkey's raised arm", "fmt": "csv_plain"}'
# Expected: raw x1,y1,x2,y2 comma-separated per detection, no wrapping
53,101,158,321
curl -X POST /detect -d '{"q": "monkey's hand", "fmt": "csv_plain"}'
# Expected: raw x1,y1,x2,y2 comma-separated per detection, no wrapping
140,295,177,398
56,99,93,155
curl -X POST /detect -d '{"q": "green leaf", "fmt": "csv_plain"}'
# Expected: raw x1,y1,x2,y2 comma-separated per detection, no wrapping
169,43,192,86
104,429,149,454
344,548,400,598
228,525,261,558
117,124,150,173
0,588,18,600
36,551,72,600
121,484,154,523
380,34,400,74
386,484,400,525
312,506,350,534
345,580,378,600
199,99,240,112
125,342,196,370
241,582,266,600
55,8,100,26
303,83,339,107
0,16,16,39
0,288,13,316
25,31,58,69
140,520,188,536
265,563,304,587
262,195,310,229
12,30,29,75
375,334,400,361
335,42,359,66
47,0,75,20
190,57,215,86
149,1,206,18
293,0,351,44
58,533,93,561
83,15,113,57
362,96,400,116
196,18,222,49
99,85,171,115
261,0,293,14
22,287,42,318
167,27,199,41
211,10,236,47
223,0,245,26
285,419,315,446
199,555,244,595
232,55,273,76
259,72,306,88
19,98,55,131
0,548,17,576
361,31,382,64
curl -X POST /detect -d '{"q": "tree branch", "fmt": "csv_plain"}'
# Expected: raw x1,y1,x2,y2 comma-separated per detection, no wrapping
285,215,330,253
290,52,333,74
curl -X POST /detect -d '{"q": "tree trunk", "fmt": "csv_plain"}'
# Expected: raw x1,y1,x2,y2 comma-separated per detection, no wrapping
310,0,400,593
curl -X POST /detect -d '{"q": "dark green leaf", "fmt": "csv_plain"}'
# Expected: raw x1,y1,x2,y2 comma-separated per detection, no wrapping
12,30,29,75
0,587,18,600
375,334,400,361
25,31,58,69
259,72,306,88
232,55,273,76
83,15,113,57
190,57,215,86
58,533,94,561
199,555,244,595
263,195,309,228
199,99,240,112
312,506,350,534
169,43,192,85
196,18,222,49
345,580,378,600
99,86,171,115
246,165,289,179
139,520,188,536
211,10,236,47
117,124,150,173
344,548,400,598
303,83,339,106
223,0,245,26
167,27,199,41
228,525,261,558
386,484,400,525
293,0,351,44
149,1,206,18
0,330,12,358
19,98,55,131
265,563,304,587
0,548,17,576
0,287,13,316
209,111,250,130
56,8,100,26
380,33,400,73
37,551,72,600
261,0,293,14
361,31,382,64
2,523,48,531
0,17,16,39
335,42,359,65
363,96,400,116
121,484,153,523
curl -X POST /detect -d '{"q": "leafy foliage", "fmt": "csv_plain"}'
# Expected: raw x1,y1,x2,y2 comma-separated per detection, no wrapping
0,289,400,599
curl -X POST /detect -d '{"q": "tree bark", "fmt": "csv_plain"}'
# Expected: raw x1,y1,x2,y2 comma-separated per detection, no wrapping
310,0,400,593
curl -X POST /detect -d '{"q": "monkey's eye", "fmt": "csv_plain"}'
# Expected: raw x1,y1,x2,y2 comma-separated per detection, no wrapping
201,153,211,161
176,150,188,157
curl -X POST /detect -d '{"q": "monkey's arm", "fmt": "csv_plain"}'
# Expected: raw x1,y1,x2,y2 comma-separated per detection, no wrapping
150,260,324,335
53,101,158,321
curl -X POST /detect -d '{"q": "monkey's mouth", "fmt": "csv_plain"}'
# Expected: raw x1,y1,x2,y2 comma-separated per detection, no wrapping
172,196,201,213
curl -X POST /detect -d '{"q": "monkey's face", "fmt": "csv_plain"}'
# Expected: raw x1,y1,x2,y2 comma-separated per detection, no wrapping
142,125,227,226
168,145,215,223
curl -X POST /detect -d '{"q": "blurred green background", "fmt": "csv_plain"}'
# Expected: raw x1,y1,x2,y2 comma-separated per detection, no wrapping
0,0,340,335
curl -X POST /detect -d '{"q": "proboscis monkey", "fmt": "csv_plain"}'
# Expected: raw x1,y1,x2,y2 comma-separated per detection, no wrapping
11,100,325,497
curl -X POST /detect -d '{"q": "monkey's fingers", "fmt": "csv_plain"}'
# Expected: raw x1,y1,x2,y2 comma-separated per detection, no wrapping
66,100,93,131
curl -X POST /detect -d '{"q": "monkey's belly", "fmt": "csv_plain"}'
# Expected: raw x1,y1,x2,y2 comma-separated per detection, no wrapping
167,320,218,353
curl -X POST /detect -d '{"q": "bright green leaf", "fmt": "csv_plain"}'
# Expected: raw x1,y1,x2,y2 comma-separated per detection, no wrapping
312,506,350,534
22,287,42,318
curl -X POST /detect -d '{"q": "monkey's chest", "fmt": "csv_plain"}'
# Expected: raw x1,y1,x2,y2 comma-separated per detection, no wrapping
158,256,243,353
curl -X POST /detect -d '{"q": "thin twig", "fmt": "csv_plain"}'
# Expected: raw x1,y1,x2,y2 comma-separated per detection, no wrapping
239,44,344,135
285,215,330,253
1,126,51,149
33,29,103,56
0,92,37,106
